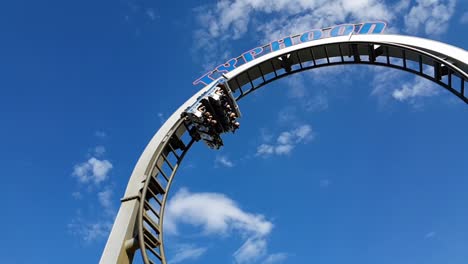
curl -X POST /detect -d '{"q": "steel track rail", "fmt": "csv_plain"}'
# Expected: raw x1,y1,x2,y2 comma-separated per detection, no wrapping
100,34,468,264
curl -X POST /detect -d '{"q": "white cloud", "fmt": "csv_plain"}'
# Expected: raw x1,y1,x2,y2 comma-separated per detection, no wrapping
215,155,235,168
257,144,275,156
256,125,314,157
234,238,267,264
371,66,441,107
73,157,113,184
282,75,329,113
123,0,159,25
277,107,299,124
277,132,293,145
294,125,313,142
303,93,329,112
70,146,116,243
94,145,106,156
425,231,436,239
274,144,294,155
191,0,460,115
280,74,329,117
260,128,274,143
197,0,394,42
165,188,278,263
146,8,158,21
72,191,83,200
68,186,116,242
82,222,111,241
192,0,399,73
286,75,307,99
262,253,288,264
394,0,411,13
195,0,456,42
98,188,114,215
157,112,166,124
371,67,405,107
68,216,112,242
404,0,456,35
392,77,439,101
193,0,460,113
95,131,107,138
165,188,272,236
170,244,207,264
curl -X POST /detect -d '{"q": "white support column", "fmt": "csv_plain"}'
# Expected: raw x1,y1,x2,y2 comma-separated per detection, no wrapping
100,199,139,264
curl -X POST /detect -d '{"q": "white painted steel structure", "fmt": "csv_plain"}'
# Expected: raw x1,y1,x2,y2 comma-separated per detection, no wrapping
100,34,468,264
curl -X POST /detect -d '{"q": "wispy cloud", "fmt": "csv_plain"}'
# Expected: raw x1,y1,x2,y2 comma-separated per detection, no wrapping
98,188,115,215
67,212,113,243
234,238,267,264
165,188,285,263
256,124,314,157
195,0,394,42
94,145,106,157
123,0,159,22
215,155,235,168
392,77,439,102
192,0,458,74
277,107,300,124
262,253,288,264
371,67,404,107
72,222,111,242
192,0,398,73
234,240,288,264
283,75,329,114
259,128,274,143
145,8,158,21
194,0,457,55
95,131,107,138
303,93,329,113
286,75,308,99
425,231,436,239
170,244,207,264
193,0,460,111
72,191,83,200
371,66,440,108
157,112,166,125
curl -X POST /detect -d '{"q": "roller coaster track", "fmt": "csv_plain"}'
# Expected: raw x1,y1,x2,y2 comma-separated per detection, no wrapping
100,34,468,264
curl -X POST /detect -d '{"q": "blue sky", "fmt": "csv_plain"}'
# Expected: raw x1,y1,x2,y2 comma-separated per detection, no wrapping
0,0,467,263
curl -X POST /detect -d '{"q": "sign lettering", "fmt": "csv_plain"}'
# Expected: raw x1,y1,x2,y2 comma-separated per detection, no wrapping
193,21,386,86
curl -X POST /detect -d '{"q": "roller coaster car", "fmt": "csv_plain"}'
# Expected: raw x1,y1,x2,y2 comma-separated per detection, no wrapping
182,81,241,149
